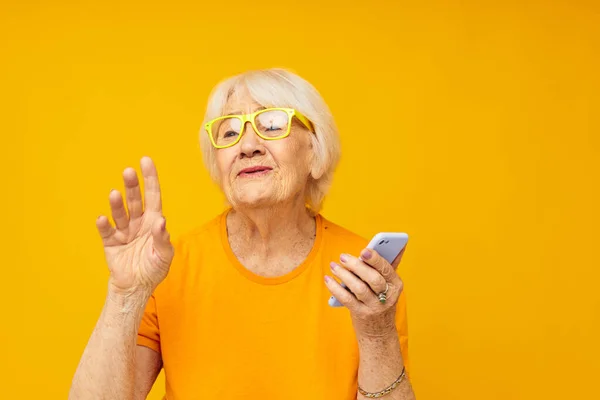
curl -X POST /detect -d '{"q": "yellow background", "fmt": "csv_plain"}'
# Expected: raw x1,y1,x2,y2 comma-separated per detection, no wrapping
1,1,598,399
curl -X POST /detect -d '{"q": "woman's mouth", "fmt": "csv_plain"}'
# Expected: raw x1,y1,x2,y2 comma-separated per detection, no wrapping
238,166,273,178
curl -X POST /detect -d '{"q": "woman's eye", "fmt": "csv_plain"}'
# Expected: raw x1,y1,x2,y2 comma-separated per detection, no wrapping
266,125,281,131
224,131,238,138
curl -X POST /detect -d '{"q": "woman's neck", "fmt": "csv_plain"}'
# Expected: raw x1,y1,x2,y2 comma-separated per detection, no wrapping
228,201,315,247
226,201,317,277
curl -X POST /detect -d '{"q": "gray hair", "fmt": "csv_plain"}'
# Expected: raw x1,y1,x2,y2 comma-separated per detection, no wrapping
199,68,341,214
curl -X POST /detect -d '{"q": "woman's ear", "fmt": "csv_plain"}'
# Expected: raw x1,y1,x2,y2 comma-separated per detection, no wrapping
310,164,325,180
309,139,326,180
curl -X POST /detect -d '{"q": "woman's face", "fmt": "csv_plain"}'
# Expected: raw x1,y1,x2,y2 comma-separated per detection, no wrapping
214,87,314,209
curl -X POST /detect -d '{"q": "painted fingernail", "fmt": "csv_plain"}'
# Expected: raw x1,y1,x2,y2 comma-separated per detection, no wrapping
361,249,372,260
340,253,348,263
324,275,331,283
330,261,338,271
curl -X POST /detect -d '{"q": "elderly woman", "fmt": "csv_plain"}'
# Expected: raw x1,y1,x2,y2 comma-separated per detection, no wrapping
69,69,415,400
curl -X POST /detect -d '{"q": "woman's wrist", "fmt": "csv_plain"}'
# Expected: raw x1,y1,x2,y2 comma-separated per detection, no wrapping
355,325,398,344
106,284,152,317
356,322,407,398
352,310,397,340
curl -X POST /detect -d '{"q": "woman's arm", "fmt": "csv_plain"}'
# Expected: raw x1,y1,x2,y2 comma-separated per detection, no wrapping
69,290,161,400
70,157,173,399
356,328,415,400
325,247,416,399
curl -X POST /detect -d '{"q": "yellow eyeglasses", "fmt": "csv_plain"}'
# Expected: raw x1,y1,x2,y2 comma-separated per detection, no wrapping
205,107,314,149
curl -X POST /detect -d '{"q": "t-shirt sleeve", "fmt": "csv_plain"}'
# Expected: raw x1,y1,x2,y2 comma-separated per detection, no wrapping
137,293,161,353
395,289,410,377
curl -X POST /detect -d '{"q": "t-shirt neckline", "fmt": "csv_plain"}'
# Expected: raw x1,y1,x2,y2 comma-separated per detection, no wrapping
219,209,323,285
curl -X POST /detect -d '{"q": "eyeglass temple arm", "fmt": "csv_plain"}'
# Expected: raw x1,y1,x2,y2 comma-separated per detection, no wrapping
294,111,315,132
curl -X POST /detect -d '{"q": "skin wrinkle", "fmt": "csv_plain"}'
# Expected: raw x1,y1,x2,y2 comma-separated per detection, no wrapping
217,87,317,278
216,86,414,399
70,71,414,399
201,69,338,215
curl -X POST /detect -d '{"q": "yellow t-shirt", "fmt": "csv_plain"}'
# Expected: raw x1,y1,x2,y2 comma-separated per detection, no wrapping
137,210,409,399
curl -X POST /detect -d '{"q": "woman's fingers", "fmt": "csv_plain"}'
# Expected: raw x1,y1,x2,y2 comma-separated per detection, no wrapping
324,273,366,312
330,261,379,306
100,157,163,242
359,248,404,287
96,215,115,242
338,253,388,295
109,189,129,231
150,216,173,265
123,167,143,220
141,156,162,213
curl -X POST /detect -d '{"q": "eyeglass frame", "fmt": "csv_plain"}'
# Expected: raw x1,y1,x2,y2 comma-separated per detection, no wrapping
204,107,314,149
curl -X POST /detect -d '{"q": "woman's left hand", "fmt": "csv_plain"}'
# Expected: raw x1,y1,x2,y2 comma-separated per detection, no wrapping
325,247,406,338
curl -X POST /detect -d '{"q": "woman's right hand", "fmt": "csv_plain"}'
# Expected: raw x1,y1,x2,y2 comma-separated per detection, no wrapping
96,156,174,297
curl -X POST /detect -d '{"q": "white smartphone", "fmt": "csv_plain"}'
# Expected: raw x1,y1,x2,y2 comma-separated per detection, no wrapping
328,232,409,307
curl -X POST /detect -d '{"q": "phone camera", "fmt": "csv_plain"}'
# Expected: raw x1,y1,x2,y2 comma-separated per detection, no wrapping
379,240,385,245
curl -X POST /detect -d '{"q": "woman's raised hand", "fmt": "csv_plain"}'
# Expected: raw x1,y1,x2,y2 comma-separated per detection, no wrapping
96,157,174,296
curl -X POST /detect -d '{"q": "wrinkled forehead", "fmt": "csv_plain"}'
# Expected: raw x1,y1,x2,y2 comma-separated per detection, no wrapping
222,85,265,115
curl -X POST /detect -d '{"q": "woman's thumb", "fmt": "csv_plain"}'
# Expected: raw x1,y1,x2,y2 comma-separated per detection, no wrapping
151,217,173,263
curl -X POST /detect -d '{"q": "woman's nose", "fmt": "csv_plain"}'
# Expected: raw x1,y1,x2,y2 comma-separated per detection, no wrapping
239,120,265,158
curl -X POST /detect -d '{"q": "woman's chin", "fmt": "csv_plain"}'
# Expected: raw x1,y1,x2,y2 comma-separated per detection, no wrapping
230,188,278,208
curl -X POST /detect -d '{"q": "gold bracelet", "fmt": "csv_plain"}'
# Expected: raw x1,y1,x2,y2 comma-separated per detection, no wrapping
357,366,406,398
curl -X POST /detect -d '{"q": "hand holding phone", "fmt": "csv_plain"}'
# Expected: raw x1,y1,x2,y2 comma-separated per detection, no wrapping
328,232,408,307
